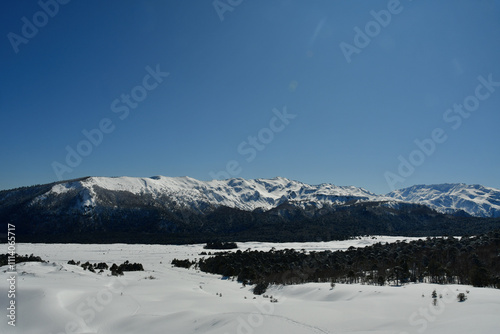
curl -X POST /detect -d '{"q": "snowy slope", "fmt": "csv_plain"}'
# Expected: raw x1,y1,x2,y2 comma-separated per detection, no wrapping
387,184,500,218
2,239,499,334
33,176,391,212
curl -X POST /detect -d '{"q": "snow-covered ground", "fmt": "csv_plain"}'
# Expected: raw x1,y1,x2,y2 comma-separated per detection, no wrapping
1,237,499,334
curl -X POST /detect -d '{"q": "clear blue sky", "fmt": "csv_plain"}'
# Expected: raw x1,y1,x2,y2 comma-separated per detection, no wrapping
1,0,499,194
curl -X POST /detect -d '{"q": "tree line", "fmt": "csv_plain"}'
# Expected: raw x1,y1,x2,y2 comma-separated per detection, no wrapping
174,231,500,290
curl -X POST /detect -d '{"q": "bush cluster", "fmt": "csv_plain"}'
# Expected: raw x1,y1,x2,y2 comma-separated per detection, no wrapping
171,258,194,269
204,241,238,250
0,253,45,266
67,259,143,276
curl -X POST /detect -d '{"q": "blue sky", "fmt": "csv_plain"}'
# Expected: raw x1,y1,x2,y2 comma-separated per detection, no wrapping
1,0,499,194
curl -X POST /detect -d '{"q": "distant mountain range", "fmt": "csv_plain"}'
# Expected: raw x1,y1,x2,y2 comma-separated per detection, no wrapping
387,183,500,218
9,175,498,216
1,176,499,243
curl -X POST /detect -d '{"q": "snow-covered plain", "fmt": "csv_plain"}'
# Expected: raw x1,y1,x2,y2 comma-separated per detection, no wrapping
2,237,500,334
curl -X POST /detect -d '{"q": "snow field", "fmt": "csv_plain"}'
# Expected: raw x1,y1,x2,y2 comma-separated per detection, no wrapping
1,237,499,334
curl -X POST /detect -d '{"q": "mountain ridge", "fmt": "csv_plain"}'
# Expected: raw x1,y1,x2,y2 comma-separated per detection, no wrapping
2,175,500,244
387,183,500,218
2,175,498,217
17,175,392,213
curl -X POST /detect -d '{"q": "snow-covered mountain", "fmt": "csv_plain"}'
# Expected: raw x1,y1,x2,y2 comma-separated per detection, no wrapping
387,184,500,218
6,176,500,217
33,175,390,213
7,176,500,218
3,176,500,244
